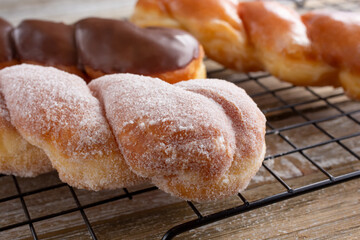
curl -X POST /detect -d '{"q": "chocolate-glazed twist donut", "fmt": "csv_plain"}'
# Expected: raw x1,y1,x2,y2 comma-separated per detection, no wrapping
132,0,360,99
0,64,266,201
1,17,205,84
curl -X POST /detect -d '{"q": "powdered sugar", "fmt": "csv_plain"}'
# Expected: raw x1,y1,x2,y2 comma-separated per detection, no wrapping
0,65,113,158
89,74,236,179
0,66,265,200
177,78,266,162
90,74,266,201
0,64,143,189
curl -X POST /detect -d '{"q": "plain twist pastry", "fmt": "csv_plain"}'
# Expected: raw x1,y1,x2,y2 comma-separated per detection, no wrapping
0,64,266,201
1,17,205,84
131,0,360,99
302,11,360,99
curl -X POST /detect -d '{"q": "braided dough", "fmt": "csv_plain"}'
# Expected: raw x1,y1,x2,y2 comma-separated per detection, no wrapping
132,0,360,99
0,64,265,201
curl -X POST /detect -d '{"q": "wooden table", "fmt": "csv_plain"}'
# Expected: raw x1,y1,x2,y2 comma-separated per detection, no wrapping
1,0,360,239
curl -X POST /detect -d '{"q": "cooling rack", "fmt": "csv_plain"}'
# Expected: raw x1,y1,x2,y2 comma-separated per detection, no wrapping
1,0,360,239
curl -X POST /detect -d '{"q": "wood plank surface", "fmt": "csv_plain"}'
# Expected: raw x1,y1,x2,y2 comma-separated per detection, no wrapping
1,0,360,239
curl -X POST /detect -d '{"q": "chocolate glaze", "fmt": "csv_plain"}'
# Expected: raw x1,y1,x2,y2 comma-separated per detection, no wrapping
0,18,14,63
12,20,77,67
75,18,199,75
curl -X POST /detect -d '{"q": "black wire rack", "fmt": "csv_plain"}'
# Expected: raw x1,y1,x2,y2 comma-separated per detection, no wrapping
1,0,360,239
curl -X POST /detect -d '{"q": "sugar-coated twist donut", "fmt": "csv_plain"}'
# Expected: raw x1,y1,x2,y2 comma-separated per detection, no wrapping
89,72,265,202
1,17,205,84
131,0,360,99
0,64,266,201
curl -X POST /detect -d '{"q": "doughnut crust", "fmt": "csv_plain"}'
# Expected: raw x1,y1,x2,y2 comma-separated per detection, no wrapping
302,11,360,98
0,93,52,177
89,74,266,202
0,64,144,190
237,1,338,87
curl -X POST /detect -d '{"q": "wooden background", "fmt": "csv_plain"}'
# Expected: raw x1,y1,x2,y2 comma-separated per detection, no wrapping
1,0,360,239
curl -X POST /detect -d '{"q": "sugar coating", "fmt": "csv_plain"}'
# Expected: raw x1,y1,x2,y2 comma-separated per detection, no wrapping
89,74,236,180
0,65,112,158
177,79,266,162
153,79,266,201
90,74,266,202
0,65,266,200
0,64,143,189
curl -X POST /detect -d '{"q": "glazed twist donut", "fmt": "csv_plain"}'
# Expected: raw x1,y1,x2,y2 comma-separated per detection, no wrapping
131,0,360,99
0,64,265,201
0,17,205,84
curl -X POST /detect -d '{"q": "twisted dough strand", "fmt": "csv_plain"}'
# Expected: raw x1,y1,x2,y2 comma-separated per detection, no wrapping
0,64,265,201
0,64,144,190
131,0,360,99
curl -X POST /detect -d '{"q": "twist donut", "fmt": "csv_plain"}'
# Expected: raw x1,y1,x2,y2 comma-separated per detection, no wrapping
132,0,360,99
0,64,265,201
1,17,205,84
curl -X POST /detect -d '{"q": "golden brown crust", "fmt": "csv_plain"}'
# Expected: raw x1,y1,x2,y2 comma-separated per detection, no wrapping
131,0,182,29
302,11,360,98
238,1,339,87
0,95,52,177
302,11,360,73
